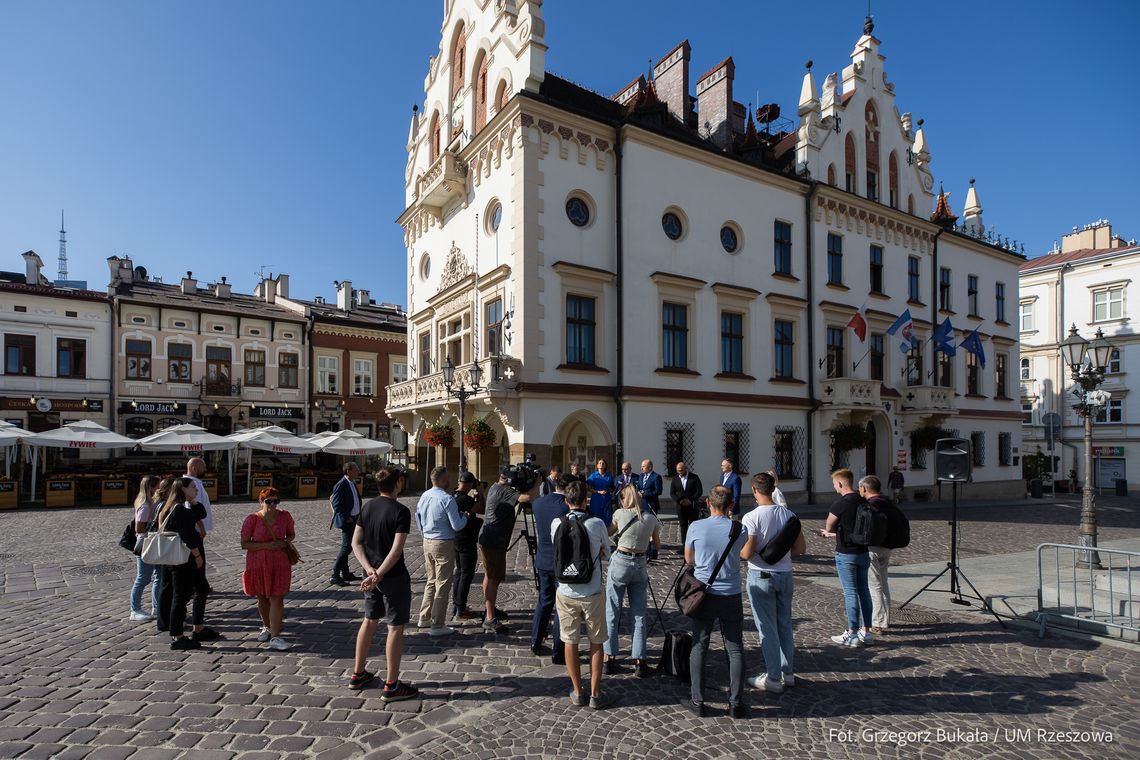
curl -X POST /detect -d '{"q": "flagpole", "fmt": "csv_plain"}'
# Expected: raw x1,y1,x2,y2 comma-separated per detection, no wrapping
851,346,873,372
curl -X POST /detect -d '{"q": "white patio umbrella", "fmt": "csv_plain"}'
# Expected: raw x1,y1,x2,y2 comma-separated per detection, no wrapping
311,429,393,456
226,426,321,489
137,424,239,495
0,421,33,478
24,420,137,502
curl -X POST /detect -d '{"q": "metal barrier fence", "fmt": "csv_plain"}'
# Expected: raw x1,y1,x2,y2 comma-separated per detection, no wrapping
1036,543,1139,638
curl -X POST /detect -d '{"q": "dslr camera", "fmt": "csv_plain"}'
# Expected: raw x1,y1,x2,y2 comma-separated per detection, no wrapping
504,453,541,492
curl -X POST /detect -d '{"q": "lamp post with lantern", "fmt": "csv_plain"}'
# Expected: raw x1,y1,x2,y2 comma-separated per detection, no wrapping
442,356,482,478
1059,324,1115,569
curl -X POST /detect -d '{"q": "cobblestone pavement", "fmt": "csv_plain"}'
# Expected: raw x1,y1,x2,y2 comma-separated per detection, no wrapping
1,495,1137,759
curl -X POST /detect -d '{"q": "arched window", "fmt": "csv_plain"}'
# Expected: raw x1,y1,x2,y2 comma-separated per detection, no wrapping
888,151,899,209
844,133,857,193
430,111,441,162
450,24,466,101
827,164,837,186
864,102,880,201
495,79,509,113
474,50,489,133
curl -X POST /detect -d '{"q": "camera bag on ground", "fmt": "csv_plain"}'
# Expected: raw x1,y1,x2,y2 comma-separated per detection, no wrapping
658,629,692,681
758,514,803,565
553,513,595,584
873,497,910,549
848,498,889,547
674,521,742,617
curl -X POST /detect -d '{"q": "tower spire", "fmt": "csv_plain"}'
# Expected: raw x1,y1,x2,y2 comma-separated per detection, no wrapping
57,209,68,282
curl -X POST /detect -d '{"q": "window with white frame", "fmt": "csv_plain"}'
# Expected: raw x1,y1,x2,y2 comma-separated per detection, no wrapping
1019,301,1034,332
1093,286,1124,322
391,361,409,384
353,358,374,396
1107,348,1121,374
1021,402,1034,425
1021,357,1031,380
317,355,339,394
1095,398,1123,424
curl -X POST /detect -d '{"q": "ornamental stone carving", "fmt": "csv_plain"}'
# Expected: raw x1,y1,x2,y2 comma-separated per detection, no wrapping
439,241,473,292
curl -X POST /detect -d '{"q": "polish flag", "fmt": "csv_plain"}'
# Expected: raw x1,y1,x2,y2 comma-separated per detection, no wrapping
846,305,868,343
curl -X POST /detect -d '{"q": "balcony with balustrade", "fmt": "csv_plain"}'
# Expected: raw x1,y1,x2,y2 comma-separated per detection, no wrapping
386,355,520,427
899,384,958,426
413,150,468,219
817,377,883,429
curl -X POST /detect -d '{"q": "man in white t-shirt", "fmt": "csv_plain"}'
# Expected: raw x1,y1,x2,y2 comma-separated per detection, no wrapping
740,472,805,694
186,457,213,534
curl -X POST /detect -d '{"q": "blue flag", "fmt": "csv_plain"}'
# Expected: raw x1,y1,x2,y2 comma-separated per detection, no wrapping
885,309,914,353
960,329,986,368
932,317,956,356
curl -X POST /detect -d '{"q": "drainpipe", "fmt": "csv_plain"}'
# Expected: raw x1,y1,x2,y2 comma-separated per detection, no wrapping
109,296,118,432
613,124,625,464
805,181,820,503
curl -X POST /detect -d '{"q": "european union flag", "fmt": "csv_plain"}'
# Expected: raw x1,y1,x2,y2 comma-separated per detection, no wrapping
932,317,956,356
960,329,986,368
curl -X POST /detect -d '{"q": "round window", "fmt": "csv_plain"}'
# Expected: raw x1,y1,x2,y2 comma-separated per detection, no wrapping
662,212,683,240
566,197,590,227
419,254,431,281
490,203,502,232
720,226,739,253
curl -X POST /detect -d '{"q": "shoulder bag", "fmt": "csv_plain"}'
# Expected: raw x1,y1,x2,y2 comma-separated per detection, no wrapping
675,520,742,617
140,506,192,566
610,510,641,549
758,515,803,565
261,512,301,565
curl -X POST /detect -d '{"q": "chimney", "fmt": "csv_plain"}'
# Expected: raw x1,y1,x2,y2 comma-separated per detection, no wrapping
22,251,47,285
652,40,692,124
263,276,278,304
180,271,197,295
356,288,371,307
696,57,735,150
336,280,354,312
276,274,289,298
213,276,232,299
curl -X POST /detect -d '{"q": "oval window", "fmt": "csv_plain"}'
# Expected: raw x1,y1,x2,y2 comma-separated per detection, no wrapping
420,254,431,281
662,212,683,240
566,197,590,227
720,226,739,253
490,203,502,232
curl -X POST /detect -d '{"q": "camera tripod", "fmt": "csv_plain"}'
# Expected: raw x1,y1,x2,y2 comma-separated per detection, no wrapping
899,481,1005,627
508,502,540,591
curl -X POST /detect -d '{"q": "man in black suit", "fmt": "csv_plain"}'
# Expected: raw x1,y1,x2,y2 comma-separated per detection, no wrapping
670,461,703,549
330,463,363,586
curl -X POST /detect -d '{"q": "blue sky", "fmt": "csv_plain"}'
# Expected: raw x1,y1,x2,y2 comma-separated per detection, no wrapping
2,0,1137,307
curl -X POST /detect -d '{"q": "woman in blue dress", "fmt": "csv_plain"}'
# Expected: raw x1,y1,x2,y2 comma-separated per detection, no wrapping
587,458,615,525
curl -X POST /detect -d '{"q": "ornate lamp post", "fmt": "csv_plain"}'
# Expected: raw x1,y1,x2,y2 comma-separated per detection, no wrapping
1059,325,1115,568
442,357,482,478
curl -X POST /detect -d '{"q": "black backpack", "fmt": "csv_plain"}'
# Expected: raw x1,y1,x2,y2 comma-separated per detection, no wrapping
553,513,595,584
849,498,889,547
877,499,911,549
658,630,692,681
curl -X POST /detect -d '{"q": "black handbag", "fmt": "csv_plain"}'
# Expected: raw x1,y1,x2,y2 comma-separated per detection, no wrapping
118,521,138,552
758,515,803,565
675,521,742,617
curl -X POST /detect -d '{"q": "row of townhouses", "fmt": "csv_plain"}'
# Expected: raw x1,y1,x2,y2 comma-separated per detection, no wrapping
1,252,408,451
384,1,1029,501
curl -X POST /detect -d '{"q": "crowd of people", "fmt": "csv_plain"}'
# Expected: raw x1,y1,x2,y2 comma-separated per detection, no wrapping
123,456,908,715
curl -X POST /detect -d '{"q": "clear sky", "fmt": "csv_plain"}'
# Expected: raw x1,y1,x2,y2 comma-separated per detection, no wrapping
2,0,1138,307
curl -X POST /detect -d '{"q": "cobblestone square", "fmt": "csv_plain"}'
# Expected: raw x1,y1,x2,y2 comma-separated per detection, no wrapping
1,495,1137,759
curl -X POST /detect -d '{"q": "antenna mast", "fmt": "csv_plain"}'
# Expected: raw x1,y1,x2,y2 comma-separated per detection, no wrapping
57,210,68,281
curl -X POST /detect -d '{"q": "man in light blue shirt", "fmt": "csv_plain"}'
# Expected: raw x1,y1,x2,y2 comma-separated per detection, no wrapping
414,466,467,636
551,481,614,710
684,486,748,718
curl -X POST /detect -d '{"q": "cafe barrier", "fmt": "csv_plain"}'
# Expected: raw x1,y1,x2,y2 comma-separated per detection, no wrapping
46,479,76,508
0,481,16,509
100,478,128,506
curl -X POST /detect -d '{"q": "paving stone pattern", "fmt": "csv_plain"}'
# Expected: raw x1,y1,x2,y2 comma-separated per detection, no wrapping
0,495,1137,759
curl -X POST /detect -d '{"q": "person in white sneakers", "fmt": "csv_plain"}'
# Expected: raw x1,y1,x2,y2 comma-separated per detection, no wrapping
239,487,296,651
818,469,874,647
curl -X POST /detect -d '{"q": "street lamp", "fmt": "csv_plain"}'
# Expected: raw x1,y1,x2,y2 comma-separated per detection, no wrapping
442,356,482,477
1060,324,1115,568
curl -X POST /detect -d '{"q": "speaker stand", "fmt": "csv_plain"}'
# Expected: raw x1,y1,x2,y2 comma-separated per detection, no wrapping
899,481,1006,628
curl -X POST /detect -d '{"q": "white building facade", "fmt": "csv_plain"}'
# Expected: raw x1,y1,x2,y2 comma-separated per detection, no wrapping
387,1,1025,501
1019,222,1140,491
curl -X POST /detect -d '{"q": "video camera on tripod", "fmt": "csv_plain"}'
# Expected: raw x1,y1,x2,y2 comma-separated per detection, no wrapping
505,453,543,589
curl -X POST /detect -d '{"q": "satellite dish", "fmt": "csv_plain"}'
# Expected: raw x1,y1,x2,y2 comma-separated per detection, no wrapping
134,266,148,281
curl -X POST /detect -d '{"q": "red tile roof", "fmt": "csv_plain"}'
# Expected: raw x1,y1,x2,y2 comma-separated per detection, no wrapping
1019,244,1140,272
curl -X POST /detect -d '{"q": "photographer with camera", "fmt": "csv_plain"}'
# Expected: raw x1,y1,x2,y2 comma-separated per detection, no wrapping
478,462,539,634
451,472,484,622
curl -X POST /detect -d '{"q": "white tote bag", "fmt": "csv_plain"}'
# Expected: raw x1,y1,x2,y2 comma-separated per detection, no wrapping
140,507,191,566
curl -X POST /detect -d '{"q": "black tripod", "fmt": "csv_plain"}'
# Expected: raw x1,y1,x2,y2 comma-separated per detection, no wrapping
899,481,1005,627
508,503,540,591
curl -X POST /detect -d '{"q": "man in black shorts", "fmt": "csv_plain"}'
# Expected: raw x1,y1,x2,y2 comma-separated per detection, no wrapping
349,467,418,701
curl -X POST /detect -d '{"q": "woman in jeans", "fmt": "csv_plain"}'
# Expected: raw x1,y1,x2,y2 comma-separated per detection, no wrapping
159,477,216,650
240,487,296,651
128,475,161,622
604,485,661,677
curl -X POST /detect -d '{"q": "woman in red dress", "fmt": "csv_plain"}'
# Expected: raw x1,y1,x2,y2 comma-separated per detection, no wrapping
240,487,296,651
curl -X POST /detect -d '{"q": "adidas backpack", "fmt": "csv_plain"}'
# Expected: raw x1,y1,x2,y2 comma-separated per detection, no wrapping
849,498,889,547
553,513,595,584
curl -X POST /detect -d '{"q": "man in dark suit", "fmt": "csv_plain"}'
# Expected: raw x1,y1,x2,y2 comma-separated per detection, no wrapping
530,473,571,665
670,461,703,549
615,462,637,491
330,462,363,586
540,465,562,496
719,459,742,516
637,459,662,514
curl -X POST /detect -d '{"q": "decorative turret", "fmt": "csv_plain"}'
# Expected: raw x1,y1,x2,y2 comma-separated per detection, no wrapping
930,184,958,228
798,60,819,117
961,178,984,236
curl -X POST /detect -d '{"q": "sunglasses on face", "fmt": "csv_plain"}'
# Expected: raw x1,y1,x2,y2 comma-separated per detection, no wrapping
264,499,280,505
